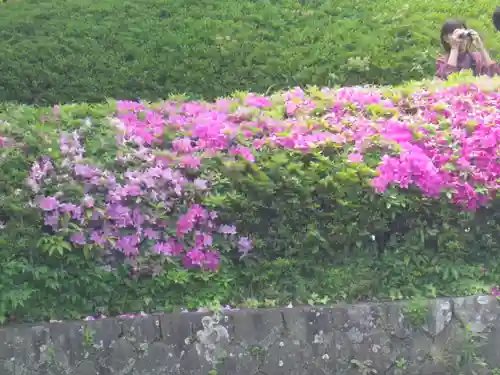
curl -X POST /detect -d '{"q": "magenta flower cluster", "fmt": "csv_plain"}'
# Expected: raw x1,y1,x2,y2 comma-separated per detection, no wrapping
369,85,500,210
28,131,251,272
115,82,500,211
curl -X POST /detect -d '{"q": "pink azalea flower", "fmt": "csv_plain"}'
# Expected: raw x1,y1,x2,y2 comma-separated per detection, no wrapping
245,94,272,108
83,195,94,208
203,251,220,271
347,153,363,163
492,286,500,297
183,249,205,268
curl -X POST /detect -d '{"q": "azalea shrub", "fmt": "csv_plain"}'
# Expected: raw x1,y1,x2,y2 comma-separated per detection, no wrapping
1,74,500,324
106,74,500,266
29,130,251,274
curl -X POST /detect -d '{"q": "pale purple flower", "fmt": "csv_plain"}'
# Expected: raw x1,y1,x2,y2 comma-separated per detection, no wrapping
59,203,78,214
70,232,86,245
203,251,220,270
237,237,252,257
107,204,132,227
193,178,208,190
152,242,171,255
132,208,145,229
195,232,213,247
74,164,99,179
39,196,59,211
58,203,82,220
44,214,59,228
144,228,159,240
122,184,142,197
219,224,237,235
116,235,139,256
71,206,82,220
152,239,183,256
172,137,195,153
90,231,106,246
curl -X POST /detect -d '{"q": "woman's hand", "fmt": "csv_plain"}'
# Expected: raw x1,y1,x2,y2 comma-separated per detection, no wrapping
469,30,485,50
469,29,495,66
448,29,465,50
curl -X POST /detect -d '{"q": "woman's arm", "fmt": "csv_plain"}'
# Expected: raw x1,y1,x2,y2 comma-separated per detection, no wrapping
471,30,499,76
477,46,499,77
478,45,496,67
447,47,460,67
480,50,500,77
436,48,460,79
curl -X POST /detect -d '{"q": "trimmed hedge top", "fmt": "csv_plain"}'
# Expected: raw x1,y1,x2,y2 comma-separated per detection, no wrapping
0,0,499,105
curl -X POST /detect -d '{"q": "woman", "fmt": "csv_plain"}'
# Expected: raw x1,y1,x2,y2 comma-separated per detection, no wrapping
436,19,499,79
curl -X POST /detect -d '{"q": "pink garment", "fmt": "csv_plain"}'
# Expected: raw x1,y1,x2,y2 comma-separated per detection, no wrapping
436,51,499,79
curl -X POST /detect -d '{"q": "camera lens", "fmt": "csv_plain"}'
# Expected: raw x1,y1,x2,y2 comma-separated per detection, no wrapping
458,31,472,39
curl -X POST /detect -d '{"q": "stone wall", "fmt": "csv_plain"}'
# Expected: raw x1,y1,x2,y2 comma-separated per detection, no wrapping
1,295,500,375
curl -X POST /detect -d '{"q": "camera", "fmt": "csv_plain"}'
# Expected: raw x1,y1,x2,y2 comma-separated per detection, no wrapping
457,29,473,39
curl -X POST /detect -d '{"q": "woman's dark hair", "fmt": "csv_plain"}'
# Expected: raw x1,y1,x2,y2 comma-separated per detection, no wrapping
440,19,467,52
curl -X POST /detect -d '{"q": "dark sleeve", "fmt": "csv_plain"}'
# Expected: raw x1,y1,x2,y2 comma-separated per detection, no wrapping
436,57,459,80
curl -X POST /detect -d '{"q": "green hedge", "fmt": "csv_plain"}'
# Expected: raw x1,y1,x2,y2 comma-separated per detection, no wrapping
0,0,499,105
1,76,500,324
